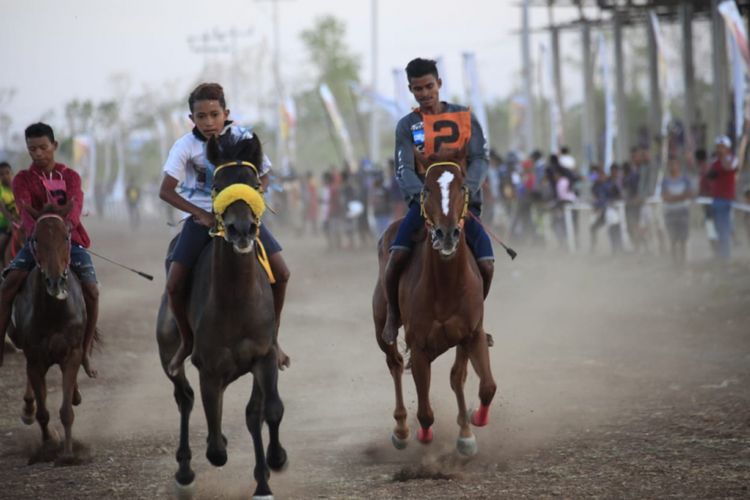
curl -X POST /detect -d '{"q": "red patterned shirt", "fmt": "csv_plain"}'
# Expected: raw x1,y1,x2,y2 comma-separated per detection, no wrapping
12,163,90,248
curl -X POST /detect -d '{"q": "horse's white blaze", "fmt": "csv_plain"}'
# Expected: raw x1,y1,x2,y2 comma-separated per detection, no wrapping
437,171,455,216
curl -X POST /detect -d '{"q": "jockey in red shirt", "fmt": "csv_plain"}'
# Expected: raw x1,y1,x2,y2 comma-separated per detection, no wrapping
0,123,99,377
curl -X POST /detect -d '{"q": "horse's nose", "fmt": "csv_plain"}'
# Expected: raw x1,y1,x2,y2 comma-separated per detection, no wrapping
45,275,68,300
226,220,257,239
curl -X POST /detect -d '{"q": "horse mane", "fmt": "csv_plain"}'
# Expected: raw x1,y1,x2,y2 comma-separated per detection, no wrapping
207,133,263,168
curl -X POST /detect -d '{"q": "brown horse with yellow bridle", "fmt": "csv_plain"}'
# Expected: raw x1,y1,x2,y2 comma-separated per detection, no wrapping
373,159,497,456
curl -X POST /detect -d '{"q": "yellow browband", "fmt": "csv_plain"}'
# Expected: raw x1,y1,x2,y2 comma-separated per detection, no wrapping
213,160,259,179
419,162,469,228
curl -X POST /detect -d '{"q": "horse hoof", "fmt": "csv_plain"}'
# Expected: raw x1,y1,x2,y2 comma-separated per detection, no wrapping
54,454,83,467
206,447,227,467
417,427,433,444
469,405,490,427
251,495,274,500
391,432,409,450
20,410,35,426
174,477,196,499
267,445,288,471
456,435,478,457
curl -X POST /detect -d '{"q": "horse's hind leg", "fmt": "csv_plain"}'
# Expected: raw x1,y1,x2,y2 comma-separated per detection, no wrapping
467,330,497,427
21,376,35,425
56,351,81,465
450,345,476,456
411,350,435,444
200,372,228,467
171,370,196,488
374,285,409,449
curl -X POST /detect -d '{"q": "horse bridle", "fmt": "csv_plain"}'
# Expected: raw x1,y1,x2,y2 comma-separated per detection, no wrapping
210,160,263,238
419,162,469,229
29,213,71,277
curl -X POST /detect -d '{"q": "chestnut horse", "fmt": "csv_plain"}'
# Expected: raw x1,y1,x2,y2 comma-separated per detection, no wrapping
373,161,496,456
9,213,88,464
156,134,286,499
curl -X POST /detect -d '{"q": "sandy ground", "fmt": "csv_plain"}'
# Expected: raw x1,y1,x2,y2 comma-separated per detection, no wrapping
0,217,749,499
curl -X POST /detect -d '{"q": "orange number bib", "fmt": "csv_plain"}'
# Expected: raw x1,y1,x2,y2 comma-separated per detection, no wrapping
422,110,472,158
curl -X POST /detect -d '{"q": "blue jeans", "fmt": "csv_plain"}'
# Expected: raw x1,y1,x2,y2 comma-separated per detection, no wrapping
712,198,733,260
390,203,494,261
6,242,98,283
170,216,282,268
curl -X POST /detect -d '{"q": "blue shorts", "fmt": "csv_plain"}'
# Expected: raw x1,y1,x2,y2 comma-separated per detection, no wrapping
6,242,98,284
390,203,494,261
170,216,282,268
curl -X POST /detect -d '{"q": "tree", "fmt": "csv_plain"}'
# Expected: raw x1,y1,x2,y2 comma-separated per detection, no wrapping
296,16,364,169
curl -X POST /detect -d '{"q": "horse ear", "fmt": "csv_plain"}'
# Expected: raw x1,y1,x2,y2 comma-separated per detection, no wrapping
206,135,222,165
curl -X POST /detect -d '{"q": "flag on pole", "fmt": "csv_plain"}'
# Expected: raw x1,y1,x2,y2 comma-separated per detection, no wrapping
718,0,750,141
462,52,490,147
539,43,563,155
597,33,617,172
392,68,412,117
649,11,672,138
319,83,357,169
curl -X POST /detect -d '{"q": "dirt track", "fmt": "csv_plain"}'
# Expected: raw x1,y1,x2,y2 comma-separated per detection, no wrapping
1,218,749,499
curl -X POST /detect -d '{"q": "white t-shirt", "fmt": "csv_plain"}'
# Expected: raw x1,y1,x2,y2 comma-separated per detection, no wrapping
162,124,271,212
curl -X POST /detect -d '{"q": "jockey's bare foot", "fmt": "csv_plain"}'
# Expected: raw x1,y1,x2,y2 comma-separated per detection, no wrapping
381,312,399,345
277,344,291,370
73,384,82,406
167,340,192,377
82,355,97,378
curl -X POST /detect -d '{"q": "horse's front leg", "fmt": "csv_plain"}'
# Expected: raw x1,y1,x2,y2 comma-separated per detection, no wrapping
468,329,497,428
26,361,53,443
200,371,227,467
374,286,409,449
450,344,476,456
170,369,195,490
56,348,82,465
410,350,435,444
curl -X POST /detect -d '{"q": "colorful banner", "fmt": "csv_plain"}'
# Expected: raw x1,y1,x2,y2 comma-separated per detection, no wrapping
319,83,357,169
718,0,750,140
435,56,454,102
393,68,412,117
280,95,297,169
350,82,401,121
462,52,490,147
539,43,563,155
649,11,672,137
597,33,616,172
73,134,96,202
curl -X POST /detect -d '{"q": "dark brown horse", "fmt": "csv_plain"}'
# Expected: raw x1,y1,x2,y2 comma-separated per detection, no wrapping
9,213,88,464
373,161,497,456
156,134,286,499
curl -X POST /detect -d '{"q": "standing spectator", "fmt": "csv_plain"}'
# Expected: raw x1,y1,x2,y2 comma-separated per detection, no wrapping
624,148,643,252
551,164,577,248
125,179,141,229
694,149,719,255
661,157,694,267
558,145,577,174
301,171,319,236
371,172,392,238
708,135,738,261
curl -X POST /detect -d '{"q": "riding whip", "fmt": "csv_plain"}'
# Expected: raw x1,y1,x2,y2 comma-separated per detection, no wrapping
467,211,517,260
87,249,154,281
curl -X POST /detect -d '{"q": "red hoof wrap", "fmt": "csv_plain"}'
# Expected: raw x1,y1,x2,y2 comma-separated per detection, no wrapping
417,427,433,443
472,404,490,427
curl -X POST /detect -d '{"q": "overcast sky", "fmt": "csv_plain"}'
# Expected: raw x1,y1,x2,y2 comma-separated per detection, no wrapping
1,0,599,134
